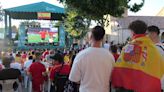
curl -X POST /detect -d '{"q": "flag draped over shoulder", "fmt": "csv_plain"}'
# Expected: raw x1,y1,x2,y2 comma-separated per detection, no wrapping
112,36,164,92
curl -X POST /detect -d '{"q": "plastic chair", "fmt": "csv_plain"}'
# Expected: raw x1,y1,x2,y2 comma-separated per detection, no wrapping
0,79,21,92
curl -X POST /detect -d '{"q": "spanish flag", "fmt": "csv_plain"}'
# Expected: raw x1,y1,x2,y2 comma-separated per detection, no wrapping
112,35,164,92
37,12,51,19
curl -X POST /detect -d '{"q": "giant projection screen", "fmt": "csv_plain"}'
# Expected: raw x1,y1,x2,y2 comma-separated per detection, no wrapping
27,28,59,43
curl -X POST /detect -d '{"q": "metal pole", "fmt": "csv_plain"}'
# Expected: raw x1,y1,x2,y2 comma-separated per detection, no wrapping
118,28,119,44
9,14,12,40
122,28,123,44
4,13,7,39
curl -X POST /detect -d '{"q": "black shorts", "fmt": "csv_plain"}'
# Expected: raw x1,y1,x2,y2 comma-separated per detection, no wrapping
42,38,45,40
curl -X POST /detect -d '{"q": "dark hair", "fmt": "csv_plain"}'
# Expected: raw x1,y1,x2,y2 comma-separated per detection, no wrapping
35,52,42,61
17,52,20,55
28,56,33,60
50,53,64,64
128,20,147,34
32,51,35,55
2,57,11,68
92,26,105,41
10,53,12,56
110,45,118,53
147,25,160,35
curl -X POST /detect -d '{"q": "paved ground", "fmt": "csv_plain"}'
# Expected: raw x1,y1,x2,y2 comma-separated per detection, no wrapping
22,84,116,92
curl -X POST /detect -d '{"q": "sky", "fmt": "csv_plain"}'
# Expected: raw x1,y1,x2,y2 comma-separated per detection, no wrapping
128,0,164,16
0,0,64,27
0,0,164,27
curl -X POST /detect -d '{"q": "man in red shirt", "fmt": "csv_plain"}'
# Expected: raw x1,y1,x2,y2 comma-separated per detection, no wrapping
28,52,47,92
42,49,49,59
110,45,120,62
39,30,47,42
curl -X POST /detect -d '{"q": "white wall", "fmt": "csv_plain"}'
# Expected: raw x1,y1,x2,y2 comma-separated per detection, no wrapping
109,28,131,44
0,33,4,39
110,29,164,44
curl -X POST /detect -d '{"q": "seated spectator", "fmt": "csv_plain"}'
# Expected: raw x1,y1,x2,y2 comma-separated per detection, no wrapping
50,53,71,92
0,57,22,91
1,57,21,80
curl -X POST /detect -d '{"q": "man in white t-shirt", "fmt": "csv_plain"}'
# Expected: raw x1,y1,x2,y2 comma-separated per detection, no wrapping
147,25,164,57
23,56,33,88
24,56,33,71
10,59,22,70
69,26,114,92
147,25,164,91
103,40,110,50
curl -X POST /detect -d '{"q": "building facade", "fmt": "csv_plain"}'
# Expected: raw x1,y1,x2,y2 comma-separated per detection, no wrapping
107,16,164,44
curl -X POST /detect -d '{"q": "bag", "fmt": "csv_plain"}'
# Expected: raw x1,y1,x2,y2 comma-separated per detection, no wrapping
52,64,69,92
64,80,79,92
51,64,79,92
55,74,68,92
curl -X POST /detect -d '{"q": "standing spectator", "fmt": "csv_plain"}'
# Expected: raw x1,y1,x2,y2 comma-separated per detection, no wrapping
21,51,27,64
112,20,164,92
147,25,164,91
10,59,22,71
31,51,36,59
69,26,114,92
42,49,49,59
110,45,120,62
147,25,164,56
24,56,33,89
49,53,71,92
15,52,21,64
64,51,71,65
0,62,4,71
9,53,15,62
0,55,4,71
24,56,33,71
28,52,46,92
103,40,110,50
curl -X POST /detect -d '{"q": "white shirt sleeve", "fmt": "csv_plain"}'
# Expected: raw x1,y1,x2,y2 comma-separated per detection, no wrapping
69,55,81,83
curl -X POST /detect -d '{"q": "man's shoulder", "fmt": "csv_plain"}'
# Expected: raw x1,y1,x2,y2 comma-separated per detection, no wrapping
156,43,164,50
29,62,46,71
77,48,90,56
31,62,44,67
24,60,29,64
74,48,91,62
155,43,164,56
29,62,37,68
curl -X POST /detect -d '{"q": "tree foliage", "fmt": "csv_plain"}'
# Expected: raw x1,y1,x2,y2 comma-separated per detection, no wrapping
59,0,144,26
0,3,4,21
63,8,91,39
